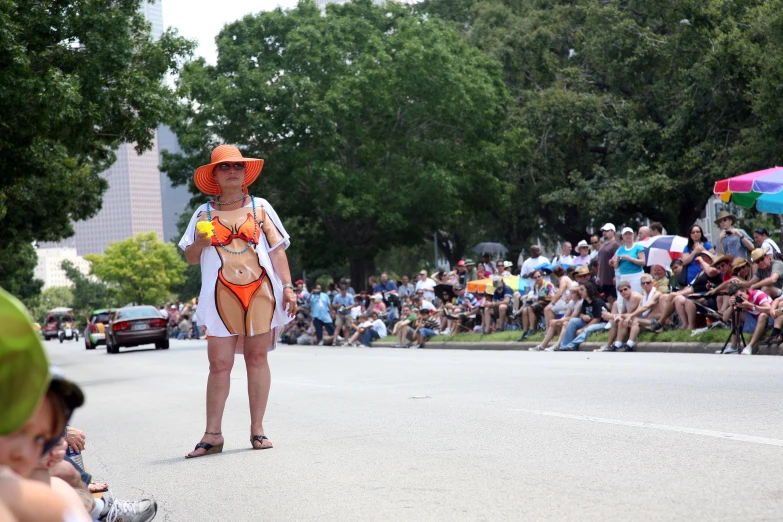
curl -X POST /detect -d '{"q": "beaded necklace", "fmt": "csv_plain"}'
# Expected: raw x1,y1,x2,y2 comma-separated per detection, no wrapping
212,193,246,210
206,195,258,255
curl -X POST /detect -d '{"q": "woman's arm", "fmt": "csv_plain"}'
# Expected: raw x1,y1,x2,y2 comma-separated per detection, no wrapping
269,246,297,317
184,230,211,265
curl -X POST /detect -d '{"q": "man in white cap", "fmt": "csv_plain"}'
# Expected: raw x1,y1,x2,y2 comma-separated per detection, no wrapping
596,223,621,305
574,240,591,266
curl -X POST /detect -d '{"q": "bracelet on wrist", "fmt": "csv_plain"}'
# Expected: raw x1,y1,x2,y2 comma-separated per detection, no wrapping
282,283,294,290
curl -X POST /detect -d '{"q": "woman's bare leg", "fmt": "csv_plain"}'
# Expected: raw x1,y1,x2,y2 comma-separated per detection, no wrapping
187,336,237,457
244,332,273,447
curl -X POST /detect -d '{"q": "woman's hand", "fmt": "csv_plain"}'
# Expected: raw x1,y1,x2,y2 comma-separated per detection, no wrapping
194,229,212,249
282,287,297,318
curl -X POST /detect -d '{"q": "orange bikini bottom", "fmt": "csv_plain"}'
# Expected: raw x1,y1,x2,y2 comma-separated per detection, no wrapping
217,269,266,312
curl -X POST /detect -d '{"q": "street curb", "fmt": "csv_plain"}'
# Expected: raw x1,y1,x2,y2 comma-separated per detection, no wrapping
372,341,783,355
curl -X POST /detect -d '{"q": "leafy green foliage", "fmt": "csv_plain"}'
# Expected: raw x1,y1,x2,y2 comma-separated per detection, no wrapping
0,0,193,293
0,242,43,306
85,232,187,305
28,286,74,326
421,0,783,241
61,260,120,324
164,0,512,283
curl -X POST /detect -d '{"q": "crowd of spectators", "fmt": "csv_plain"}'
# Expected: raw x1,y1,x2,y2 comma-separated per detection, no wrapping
0,289,159,522
283,212,783,354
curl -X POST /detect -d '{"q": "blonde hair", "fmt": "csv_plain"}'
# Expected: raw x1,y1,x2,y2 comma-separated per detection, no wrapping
640,274,653,283
617,281,631,290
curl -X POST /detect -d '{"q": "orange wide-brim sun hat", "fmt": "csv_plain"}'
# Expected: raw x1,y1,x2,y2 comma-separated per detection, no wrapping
194,144,264,195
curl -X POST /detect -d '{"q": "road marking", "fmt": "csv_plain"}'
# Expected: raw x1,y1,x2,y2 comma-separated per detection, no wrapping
510,409,783,447
275,380,337,388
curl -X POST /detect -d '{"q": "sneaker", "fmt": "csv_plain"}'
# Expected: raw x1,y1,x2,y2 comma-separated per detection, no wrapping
718,346,739,354
337,336,344,342
442,328,451,335
100,491,157,522
528,345,543,351
616,344,633,352
598,345,616,352
544,347,556,352
410,343,420,349
741,346,753,355
317,340,324,346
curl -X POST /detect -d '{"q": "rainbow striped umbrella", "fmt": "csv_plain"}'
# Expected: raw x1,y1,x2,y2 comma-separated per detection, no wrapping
713,167,783,213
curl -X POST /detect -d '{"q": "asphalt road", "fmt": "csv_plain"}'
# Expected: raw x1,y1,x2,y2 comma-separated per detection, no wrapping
45,339,783,521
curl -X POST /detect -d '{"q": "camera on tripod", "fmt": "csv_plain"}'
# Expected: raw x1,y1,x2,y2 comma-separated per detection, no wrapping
734,295,744,305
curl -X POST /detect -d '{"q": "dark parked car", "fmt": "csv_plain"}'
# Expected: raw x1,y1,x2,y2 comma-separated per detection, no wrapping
106,306,169,354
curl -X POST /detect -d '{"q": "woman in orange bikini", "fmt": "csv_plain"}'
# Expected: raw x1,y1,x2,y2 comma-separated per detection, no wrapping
178,145,297,458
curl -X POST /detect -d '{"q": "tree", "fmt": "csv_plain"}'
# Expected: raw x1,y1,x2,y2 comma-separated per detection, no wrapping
0,242,43,306
61,260,120,323
28,286,74,325
85,232,187,305
421,0,783,240
0,0,194,291
163,0,513,285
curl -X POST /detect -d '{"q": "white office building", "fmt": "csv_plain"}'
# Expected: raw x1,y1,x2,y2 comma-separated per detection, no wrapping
34,248,91,290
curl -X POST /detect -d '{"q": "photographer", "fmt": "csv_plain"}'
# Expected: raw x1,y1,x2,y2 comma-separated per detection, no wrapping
720,285,772,355
715,210,754,260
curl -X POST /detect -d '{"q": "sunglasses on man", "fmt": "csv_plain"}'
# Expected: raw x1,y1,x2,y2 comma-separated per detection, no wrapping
216,163,245,171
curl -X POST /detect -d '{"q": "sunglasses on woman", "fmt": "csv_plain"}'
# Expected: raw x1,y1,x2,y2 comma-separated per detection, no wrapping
217,163,245,171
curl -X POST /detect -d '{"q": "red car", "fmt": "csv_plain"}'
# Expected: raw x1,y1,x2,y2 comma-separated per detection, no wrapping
106,306,169,354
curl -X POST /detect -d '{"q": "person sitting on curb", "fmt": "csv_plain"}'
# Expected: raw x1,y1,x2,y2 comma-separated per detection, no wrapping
392,306,417,347
482,276,513,334
746,247,783,298
601,281,643,352
516,271,554,339
651,264,671,294
720,285,772,355
654,252,721,331
623,273,666,349
551,282,608,351
529,291,582,351
411,308,440,348
543,266,578,330
444,284,479,334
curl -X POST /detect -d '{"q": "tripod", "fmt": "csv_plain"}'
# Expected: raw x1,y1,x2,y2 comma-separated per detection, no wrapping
720,306,746,354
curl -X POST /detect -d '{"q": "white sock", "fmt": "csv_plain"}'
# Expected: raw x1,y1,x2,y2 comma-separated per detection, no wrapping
614,341,622,348
91,498,104,519
627,340,636,347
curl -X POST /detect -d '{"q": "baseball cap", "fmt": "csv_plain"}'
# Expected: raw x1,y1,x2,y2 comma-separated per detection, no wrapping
457,260,466,267
464,259,475,265
601,223,616,232
419,270,428,276
620,227,634,235
294,279,304,285
453,283,464,291
577,240,589,248
503,261,513,268
0,288,51,435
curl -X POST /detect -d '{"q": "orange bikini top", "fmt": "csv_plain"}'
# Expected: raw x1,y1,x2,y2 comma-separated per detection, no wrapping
211,214,261,246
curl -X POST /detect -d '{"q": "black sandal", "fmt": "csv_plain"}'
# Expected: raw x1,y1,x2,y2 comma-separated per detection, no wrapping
185,441,224,459
250,434,273,450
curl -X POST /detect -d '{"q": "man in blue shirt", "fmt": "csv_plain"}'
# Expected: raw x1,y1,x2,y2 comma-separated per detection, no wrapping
481,276,513,334
331,286,356,340
309,285,335,345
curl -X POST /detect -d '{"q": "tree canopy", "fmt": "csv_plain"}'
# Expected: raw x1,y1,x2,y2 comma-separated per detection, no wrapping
420,0,783,242
85,232,187,305
0,0,193,298
163,0,513,284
